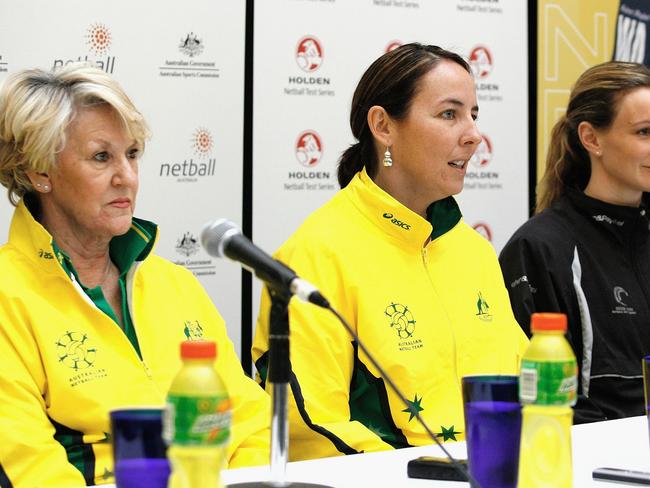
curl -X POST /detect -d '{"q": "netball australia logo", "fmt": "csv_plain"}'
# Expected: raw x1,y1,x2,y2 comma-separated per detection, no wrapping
179,32,204,58
53,22,115,73
159,128,216,181
295,130,323,167
192,127,214,159
469,46,493,79
470,134,493,168
473,222,493,242
296,36,324,73
385,40,402,53
85,23,112,56
56,331,96,370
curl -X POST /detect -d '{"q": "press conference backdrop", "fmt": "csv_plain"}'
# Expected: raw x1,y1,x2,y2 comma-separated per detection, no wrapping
251,0,530,338
1,0,532,362
0,2,247,351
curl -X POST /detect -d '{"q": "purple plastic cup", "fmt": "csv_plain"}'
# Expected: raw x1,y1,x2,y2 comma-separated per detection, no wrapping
462,375,522,488
110,407,170,488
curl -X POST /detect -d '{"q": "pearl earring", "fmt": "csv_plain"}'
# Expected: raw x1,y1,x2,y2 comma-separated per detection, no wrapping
383,148,393,167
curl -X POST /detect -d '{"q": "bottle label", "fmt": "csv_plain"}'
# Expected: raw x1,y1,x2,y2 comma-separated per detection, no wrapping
164,394,231,446
519,360,577,406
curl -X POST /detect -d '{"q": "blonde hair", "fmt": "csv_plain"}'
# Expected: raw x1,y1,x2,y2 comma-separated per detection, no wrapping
537,61,650,213
0,63,150,205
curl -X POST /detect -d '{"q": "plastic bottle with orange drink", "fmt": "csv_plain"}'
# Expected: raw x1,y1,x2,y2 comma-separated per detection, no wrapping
164,340,231,488
518,313,577,488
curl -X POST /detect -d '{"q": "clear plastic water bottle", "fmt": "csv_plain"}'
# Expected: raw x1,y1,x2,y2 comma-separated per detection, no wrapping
164,340,231,488
517,313,577,488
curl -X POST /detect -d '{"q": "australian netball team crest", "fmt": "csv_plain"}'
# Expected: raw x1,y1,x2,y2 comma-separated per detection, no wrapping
56,331,107,387
384,303,423,351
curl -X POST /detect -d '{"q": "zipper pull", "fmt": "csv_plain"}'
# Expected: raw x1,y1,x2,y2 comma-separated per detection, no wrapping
142,360,153,379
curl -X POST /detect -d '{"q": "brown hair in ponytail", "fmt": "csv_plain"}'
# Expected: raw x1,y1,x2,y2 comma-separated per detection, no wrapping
338,43,470,188
536,61,650,212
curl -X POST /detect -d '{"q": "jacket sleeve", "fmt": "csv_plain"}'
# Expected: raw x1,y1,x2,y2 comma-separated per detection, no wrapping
498,235,565,335
188,278,270,468
0,297,88,487
218,331,270,468
252,245,394,461
499,233,608,423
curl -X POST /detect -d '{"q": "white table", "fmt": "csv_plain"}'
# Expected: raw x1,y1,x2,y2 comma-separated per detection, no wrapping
222,416,650,487
95,416,650,487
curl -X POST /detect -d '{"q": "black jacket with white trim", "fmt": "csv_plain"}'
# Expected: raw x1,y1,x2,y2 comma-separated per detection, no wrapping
499,188,650,423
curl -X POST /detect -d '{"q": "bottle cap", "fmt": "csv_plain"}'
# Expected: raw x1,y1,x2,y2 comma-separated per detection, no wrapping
530,312,567,332
180,340,217,359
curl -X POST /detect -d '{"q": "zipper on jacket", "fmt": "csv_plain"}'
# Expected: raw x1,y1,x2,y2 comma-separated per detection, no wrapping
142,360,153,379
125,264,163,393
420,245,460,388
630,210,650,306
125,263,147,365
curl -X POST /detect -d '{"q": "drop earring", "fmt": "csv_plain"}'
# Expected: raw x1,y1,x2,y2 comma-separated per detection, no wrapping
383,147,393,167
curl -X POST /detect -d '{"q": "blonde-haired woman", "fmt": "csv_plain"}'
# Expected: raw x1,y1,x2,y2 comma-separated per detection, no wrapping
0,64,269,486
500,61,650,423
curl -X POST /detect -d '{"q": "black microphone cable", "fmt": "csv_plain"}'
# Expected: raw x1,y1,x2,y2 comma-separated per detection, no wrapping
201,219,479,485
323,303,479,487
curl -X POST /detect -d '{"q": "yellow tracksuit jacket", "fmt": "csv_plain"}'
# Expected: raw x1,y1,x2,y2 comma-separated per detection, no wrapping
0,201,270,487
253,168,528,461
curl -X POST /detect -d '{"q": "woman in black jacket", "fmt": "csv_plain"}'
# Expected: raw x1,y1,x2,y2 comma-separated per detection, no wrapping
500,61,650,423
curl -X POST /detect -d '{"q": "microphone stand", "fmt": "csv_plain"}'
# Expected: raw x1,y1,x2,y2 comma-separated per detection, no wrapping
228,289,332,488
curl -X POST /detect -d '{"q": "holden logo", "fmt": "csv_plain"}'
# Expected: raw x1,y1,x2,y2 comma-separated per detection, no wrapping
85,23,112,56
473,222,493,242
192,127,213,158
296,36,324,73
469,46,493,79
295,130,323,167
470,134,493,168
385,41,402,53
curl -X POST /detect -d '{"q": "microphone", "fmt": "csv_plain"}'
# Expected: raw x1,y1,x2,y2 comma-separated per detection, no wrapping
200,219,329,308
